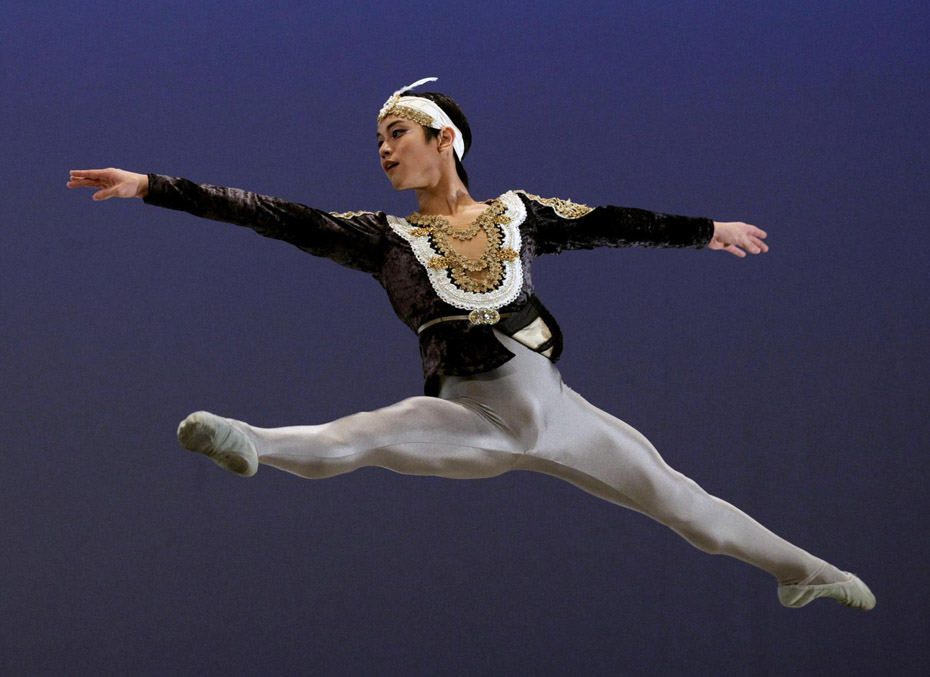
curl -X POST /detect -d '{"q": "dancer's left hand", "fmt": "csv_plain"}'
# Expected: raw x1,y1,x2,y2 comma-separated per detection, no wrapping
708,221,769,258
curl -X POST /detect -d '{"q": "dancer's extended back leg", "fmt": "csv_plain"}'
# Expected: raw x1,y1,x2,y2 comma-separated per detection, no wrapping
240,394,527,480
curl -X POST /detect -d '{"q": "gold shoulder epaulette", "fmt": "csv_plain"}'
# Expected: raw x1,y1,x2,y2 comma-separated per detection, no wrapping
514,190,594,219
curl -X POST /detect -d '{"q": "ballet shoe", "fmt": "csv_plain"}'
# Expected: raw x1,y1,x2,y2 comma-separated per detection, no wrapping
777,571,876,610
177,410,258,477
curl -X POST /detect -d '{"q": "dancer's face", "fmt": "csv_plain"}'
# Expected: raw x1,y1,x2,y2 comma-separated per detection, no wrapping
376,115,442,191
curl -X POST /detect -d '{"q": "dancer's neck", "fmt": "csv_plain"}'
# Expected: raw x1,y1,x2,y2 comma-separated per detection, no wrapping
414,175,477,216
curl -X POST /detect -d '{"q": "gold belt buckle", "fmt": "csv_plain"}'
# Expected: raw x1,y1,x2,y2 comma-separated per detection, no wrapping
468,308,501,325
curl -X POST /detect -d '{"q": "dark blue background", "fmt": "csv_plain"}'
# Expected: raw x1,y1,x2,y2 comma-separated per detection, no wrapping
2,1,927,674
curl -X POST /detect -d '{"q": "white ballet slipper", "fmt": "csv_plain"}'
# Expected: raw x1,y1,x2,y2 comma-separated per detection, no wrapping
777,572,876,610
177,410,258,477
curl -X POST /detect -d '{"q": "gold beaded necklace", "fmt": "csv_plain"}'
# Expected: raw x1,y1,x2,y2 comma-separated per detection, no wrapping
407,200,518,293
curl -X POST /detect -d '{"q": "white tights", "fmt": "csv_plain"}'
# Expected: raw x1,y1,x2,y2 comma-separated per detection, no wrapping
232,330,829,585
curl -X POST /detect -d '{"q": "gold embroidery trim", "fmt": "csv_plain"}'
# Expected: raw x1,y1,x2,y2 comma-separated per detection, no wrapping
407,200,514,294
382,105,434,127
328,210,376,218
516,191,594,219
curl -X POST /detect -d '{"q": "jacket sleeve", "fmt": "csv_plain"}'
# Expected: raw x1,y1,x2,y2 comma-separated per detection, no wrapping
142,174,385,274
517,191,715,255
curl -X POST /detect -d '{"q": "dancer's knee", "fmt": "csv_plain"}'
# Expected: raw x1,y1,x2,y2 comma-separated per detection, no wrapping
643,473,731,555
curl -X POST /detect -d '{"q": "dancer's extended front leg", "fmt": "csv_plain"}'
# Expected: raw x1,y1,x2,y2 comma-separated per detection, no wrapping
179,395,526,481
513,386,875,609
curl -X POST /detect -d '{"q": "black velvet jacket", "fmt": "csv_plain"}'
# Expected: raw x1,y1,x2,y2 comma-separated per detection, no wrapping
143,174,715,395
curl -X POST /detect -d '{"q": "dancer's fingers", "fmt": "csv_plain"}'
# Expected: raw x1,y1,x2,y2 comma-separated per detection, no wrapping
724,244,746,258
69,169,105,179
69,168,119,187
732,224,768,255
739,239,759,255
741,234,767,254
66,177,102,188
750,236,769,253
68,171,107,189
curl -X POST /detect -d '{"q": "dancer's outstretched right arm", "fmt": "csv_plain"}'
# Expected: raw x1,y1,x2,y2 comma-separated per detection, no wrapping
67,168,384,274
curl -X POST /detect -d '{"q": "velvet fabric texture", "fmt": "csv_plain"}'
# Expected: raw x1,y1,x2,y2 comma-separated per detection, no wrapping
143,174,714,395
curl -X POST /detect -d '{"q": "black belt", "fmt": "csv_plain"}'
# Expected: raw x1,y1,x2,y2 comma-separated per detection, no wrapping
417,312,513,335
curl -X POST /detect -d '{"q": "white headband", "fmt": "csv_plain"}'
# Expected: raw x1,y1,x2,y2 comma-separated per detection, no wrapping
378,77,466,161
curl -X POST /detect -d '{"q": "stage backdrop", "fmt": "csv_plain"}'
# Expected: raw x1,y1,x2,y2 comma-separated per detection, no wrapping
2,1,927,674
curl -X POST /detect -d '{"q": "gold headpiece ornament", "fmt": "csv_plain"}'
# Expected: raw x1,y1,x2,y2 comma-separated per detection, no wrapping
377,77,465,160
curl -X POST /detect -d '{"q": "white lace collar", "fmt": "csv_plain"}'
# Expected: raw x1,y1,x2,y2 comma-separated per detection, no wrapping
386,190,526,312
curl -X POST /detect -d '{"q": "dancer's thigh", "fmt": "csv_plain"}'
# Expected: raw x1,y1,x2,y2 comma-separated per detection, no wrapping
244,394,525,479
515,386,706,517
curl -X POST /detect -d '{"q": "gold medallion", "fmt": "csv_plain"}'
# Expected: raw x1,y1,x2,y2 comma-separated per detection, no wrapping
468,308,500,325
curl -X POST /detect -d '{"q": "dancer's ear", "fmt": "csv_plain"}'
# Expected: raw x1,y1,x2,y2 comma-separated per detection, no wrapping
436,127,457,155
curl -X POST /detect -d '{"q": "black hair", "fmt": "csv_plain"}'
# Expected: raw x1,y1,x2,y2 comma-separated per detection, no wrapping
399,90,471,189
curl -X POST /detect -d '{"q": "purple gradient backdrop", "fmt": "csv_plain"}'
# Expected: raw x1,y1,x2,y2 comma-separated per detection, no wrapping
2,1,928,674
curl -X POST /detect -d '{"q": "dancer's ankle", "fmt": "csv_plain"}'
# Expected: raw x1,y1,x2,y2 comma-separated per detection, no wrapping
778,559,849,587
778,559,826,586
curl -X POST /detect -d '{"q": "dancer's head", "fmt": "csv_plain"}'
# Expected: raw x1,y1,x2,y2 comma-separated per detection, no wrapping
376,79,471,191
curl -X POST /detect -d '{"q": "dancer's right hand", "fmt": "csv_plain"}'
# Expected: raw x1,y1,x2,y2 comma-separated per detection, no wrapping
67,168,149,200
